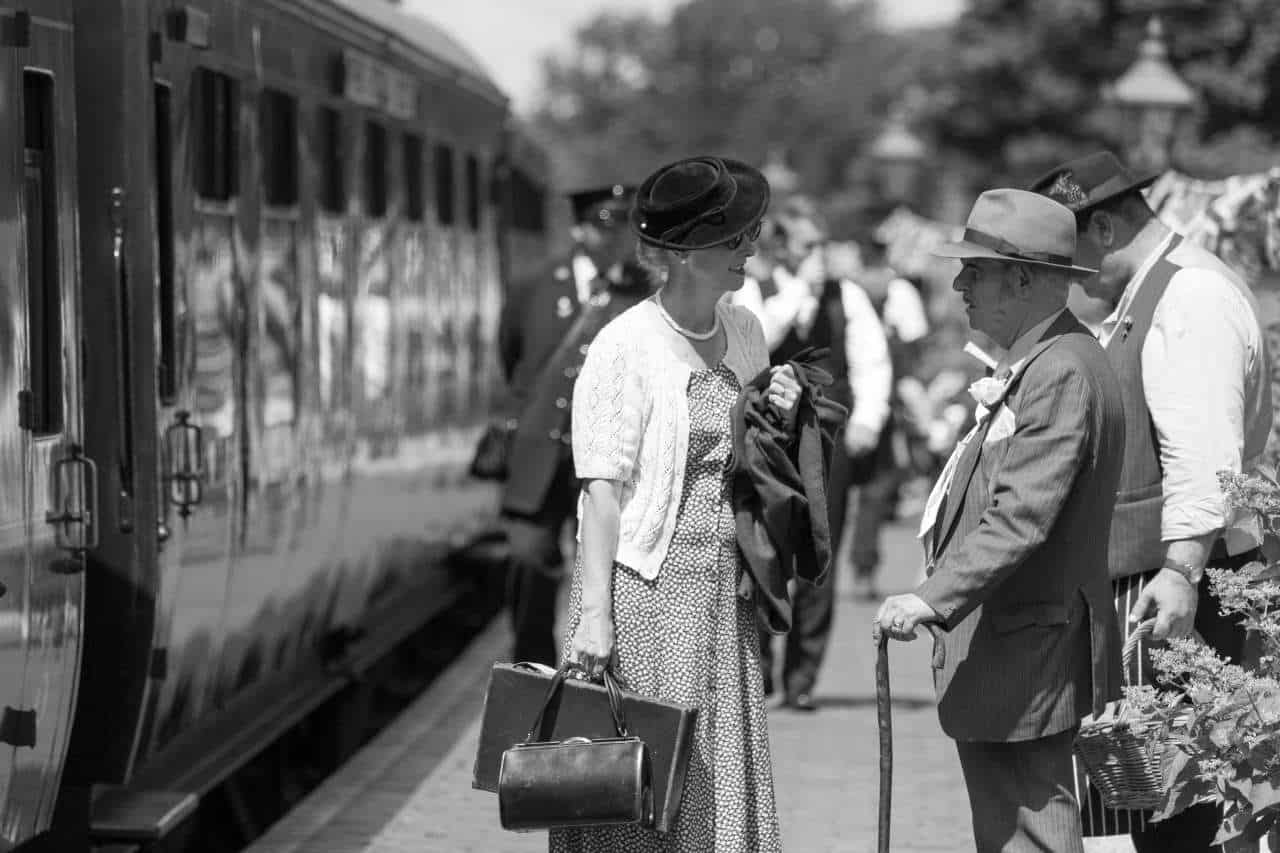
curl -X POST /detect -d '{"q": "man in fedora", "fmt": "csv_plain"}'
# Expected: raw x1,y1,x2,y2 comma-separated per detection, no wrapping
1032,150,1272,850
497,184,656,665
874,189,1125,852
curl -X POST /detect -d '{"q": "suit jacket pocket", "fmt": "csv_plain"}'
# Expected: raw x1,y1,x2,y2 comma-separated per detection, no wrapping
988,602,1070,634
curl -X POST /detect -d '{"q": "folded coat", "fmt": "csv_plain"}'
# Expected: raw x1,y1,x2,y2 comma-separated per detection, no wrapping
731,348,848,634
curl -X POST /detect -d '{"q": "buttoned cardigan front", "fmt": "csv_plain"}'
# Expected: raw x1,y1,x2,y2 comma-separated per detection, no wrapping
571,296,771,579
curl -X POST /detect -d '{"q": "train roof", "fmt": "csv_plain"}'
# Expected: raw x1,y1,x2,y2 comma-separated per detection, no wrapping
325,0,508,106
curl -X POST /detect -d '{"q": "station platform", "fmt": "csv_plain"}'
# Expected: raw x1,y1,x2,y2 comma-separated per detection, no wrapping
245,520,1139,853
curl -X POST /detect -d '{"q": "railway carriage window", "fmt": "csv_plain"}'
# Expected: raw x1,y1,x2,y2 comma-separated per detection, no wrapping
512,169,547,233
363,120,387,218
318,107,344,213
434,143,455,226
259,88,298,207
155,82,179,403
192,69,237,201
403,133,424,222
465,154,481,230
21,71,62,435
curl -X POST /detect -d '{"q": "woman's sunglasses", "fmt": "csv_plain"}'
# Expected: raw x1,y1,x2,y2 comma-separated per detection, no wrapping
723,220,764,251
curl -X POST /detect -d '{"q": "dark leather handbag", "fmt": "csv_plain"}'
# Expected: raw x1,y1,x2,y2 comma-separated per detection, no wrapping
498,667,654,832
469,418,517,481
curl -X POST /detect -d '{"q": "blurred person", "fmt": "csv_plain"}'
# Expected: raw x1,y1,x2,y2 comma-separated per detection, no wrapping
736,196,893,711
1033,151,1272,851
875,189,1125,853
559,156,794,851
843,236,932,598
497,184,655,666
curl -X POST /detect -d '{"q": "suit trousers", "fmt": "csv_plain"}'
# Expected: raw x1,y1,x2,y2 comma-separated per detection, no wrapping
758,446,850,698
502,461,578,667
955,727,1084,853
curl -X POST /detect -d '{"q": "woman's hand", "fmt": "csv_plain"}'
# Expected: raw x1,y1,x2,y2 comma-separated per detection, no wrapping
766,364,802,416
567,604,615,678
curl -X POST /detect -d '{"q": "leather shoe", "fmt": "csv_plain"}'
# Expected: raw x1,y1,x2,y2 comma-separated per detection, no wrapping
784,692,817,712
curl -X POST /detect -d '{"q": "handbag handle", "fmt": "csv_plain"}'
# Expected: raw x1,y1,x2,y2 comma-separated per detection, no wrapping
521,665,632,744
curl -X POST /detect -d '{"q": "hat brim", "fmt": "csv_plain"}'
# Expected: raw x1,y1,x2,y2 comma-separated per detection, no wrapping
1029,167,1161,216
1073,172,1160,214
932,240,1098,276
632,158,771,251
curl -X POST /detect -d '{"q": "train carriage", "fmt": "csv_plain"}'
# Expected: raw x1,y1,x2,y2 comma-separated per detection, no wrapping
0,1,550,850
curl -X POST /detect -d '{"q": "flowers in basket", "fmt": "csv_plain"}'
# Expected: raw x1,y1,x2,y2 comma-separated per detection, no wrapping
1122,471,1280,845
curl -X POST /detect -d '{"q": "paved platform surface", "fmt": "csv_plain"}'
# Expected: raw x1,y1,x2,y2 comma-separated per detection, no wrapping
247,517,1144,852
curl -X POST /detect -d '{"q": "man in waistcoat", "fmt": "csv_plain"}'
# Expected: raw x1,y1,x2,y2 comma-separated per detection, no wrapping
875,189,1126,852
736,196,893,711
497,184,656,665
1032,151,1273,851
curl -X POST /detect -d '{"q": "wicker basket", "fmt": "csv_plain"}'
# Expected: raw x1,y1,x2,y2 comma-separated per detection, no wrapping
1073,619,1172,812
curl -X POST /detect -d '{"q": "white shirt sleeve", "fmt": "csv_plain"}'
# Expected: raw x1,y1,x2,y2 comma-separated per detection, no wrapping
883,277,929,343
739,269,818,351
842,280,893,435
1143,269,1260,541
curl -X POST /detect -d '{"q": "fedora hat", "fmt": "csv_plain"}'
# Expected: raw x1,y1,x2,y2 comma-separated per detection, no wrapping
932,188,1097,275
1028,150,1159,215
631,156,770,251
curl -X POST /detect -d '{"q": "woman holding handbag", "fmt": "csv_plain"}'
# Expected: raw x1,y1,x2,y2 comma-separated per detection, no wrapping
555,156,800,852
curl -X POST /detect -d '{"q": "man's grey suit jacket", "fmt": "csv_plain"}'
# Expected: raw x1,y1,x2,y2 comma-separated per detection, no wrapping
917,311,1126,743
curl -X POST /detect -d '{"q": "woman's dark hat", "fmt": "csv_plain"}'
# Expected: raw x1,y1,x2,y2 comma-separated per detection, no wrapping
631,156,770,251
1028,150,1159,216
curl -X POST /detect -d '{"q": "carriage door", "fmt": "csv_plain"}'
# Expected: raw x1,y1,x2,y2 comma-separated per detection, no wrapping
0,8,88,846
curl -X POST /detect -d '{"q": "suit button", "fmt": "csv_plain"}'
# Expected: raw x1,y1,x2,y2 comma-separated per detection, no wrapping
578,344,590,355
549,429,562,441
555,397,568,409
563,366,579,379
561,433,572,446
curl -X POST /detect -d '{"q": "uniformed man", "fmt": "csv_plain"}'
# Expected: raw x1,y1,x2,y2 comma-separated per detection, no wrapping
497,184,656,665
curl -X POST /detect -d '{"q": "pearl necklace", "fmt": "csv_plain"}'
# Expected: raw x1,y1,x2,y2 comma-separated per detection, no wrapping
654,292,721,341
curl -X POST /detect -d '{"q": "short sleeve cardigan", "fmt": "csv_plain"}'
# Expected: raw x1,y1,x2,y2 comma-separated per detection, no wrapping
571,296,771,580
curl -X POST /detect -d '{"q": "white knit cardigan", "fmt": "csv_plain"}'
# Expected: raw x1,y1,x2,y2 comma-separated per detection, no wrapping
572,295,771,580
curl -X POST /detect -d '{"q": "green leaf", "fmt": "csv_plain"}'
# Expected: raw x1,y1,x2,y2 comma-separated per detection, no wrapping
1151,746,1216,822
1248,778,1280,815
1214,803,1253,844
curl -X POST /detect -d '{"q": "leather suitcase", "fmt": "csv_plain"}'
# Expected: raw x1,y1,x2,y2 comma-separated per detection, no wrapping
474,662,697,833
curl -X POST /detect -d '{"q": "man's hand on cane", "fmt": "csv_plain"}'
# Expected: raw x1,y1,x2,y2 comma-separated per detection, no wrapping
873,594,940,643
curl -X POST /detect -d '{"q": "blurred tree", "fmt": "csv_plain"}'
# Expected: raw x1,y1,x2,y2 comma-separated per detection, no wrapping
917,0,1280,186
531,0,913,202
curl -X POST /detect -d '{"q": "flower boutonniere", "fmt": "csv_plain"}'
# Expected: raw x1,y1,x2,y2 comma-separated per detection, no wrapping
968,372,1015,423
968,376,1006,409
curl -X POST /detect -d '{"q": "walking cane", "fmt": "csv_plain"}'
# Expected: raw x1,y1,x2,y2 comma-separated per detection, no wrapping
876,622,945,853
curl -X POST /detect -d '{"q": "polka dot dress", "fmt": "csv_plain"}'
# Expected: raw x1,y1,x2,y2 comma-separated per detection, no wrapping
552,364,782,853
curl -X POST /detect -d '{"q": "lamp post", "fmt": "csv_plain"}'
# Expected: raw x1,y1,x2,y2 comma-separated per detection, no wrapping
1105,17,1197,174
869,106,927,206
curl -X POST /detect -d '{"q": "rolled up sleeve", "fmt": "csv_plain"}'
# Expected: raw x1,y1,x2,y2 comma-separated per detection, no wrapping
572,330,645,482
1143,271,1256,541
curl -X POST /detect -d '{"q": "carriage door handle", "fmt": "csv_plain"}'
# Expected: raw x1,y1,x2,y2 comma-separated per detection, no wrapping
164,409,204,518
46,443,99,554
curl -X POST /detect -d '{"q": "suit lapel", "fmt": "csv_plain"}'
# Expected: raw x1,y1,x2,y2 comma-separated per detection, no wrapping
932,311,1089,559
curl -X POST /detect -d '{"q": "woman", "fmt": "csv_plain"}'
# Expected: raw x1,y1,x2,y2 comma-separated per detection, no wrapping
553,156,801,852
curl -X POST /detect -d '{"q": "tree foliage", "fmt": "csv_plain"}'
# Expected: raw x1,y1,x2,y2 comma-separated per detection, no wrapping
532,0,912,196
917,0,1280,185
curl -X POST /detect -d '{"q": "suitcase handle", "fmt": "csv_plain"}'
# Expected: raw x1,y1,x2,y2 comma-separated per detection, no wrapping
521,665,631,744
